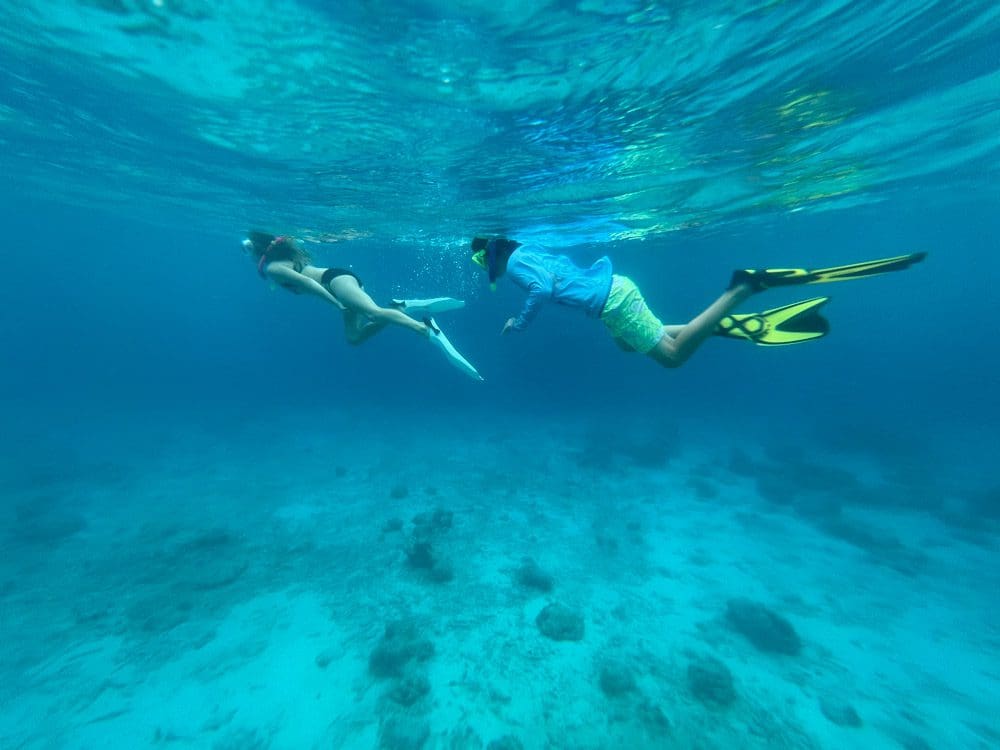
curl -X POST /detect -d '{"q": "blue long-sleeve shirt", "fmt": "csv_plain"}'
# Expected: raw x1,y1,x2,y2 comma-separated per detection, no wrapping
505,245,614,331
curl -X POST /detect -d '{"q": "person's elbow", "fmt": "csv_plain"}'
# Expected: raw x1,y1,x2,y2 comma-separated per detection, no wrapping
265,266,297,284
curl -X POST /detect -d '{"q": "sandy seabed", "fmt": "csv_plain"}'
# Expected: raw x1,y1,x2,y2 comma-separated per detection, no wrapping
1,403,997,750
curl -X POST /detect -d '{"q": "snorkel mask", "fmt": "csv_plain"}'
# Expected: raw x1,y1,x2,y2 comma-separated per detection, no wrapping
471,237,501,291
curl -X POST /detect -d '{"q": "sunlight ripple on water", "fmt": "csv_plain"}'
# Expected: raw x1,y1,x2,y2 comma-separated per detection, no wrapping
0,1,998,247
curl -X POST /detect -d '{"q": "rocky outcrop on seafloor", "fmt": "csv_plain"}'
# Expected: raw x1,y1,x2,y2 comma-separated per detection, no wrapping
686,653,737,708
819,694,862,727
724,598,802,655
369,618,434,678
535,602,585,641
515,557,554,592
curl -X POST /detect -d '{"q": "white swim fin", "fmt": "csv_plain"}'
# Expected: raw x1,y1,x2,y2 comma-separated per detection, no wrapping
425,318,484,381
392,297,465,318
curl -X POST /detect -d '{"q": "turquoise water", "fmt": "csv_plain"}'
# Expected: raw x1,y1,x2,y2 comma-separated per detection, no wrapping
1,2,998,749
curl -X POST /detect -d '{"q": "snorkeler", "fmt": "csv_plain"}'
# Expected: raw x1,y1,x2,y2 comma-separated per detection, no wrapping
244,231,483,380
471,237,925,368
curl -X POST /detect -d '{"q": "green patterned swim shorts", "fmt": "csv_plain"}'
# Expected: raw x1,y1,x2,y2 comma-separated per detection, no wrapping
600,275,665,354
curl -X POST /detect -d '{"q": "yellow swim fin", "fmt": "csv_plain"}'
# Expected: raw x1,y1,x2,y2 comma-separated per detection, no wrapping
729,251,926,291
716,296,831,346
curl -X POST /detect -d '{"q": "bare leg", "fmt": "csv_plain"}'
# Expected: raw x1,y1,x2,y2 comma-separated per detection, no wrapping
343,310,386,345
329,277,429,338
650,283,755,368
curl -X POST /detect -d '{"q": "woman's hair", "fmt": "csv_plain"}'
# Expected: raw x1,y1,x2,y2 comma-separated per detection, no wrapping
247,230,311,271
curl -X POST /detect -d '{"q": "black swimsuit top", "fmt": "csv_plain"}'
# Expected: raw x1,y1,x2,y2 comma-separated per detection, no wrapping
260,261,362,292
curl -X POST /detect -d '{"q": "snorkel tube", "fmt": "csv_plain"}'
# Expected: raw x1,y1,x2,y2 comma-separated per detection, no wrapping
471,237,521,290
486,239,501,290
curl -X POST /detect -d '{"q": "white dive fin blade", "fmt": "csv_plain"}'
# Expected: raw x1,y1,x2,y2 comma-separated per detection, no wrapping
427,319,483,381
393,297,466,318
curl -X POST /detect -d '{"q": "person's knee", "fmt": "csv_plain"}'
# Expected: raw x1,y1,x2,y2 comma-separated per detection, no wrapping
656,352,685,368
367,307,396,323
651,339,687,368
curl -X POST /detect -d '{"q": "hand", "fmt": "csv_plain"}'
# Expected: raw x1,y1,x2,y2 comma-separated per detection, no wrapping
501,318,515,335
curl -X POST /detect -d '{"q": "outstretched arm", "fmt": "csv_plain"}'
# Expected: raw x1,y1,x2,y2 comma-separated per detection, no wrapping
501,253,553,334
265,264,346,310
502,284,548,334
509,282,548,331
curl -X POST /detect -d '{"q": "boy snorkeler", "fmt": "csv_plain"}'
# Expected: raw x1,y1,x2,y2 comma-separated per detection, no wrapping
471,237,925,367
